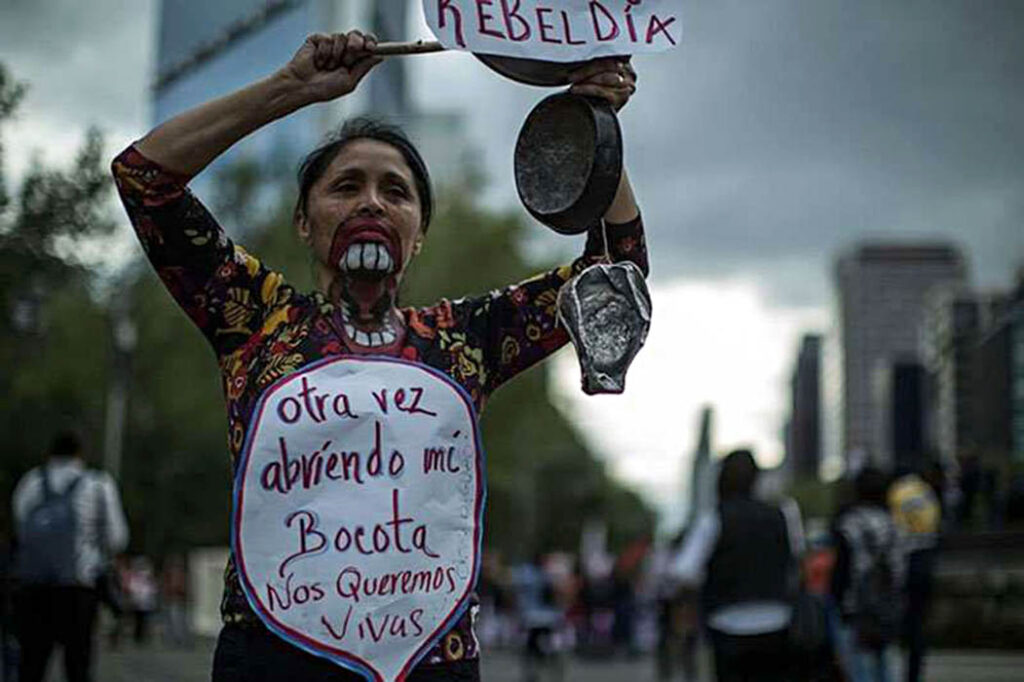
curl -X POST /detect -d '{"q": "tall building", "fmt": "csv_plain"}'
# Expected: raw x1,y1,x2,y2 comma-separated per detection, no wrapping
974,276,1024,465
873,358,927,471
819,324,845,480
786,334,822,479
684,405,716,529
153,0,472,193
920,288,983,464
835,243,966,469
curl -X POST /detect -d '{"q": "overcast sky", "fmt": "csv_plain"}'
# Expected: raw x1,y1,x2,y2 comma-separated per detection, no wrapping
2,0,1022,526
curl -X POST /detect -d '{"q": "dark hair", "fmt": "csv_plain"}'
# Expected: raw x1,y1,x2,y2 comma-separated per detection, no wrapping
295,118,433,232
854,466,889,507
718,449,759,501
49,430,82,458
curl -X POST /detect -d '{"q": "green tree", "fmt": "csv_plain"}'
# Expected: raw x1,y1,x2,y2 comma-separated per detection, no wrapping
0,65,116,537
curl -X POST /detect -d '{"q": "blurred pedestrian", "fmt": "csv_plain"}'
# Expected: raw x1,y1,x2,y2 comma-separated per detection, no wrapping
671,449,804,682
889,465,941,682
513,553,564,682
1,540,18,682
796,525,843,682
651,532,699,681
830,466,904,682
124,556,158,645
106,554,131,649
11,430,129,682
161,554,191,648
611,537,648,658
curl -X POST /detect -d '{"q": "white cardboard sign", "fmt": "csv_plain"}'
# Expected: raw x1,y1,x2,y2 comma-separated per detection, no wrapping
422,0,682,62
233,356,484,682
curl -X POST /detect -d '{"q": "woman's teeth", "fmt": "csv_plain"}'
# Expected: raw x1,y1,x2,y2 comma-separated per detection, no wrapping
339,242,394,274
342,325,397,348
339,310,398,348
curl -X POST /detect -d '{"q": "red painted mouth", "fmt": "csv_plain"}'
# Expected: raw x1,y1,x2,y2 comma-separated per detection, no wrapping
328,218,403,276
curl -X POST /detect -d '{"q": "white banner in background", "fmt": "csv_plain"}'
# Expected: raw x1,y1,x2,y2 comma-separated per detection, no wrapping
422,0,682,62
233,356,485,682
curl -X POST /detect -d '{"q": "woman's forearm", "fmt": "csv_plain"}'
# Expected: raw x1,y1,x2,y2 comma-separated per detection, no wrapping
135,70,312,178
603,168,639,224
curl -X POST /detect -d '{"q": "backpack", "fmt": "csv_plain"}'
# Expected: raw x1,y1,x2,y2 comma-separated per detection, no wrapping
15,469,83,585
851,525,901,648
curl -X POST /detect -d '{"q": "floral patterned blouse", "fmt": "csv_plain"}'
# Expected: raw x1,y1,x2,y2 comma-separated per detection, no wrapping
112,145,647,671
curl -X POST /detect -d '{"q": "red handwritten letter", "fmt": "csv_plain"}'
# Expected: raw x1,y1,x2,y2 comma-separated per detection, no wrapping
438,0,467,47
500,0,531,41
589,1,619,41
475,0,505,39
646,14,677,46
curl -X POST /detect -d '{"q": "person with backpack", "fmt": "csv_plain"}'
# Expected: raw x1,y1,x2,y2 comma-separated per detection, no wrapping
889,465,942,682
670,449,805,682
830,466,905,682
11,430,129,682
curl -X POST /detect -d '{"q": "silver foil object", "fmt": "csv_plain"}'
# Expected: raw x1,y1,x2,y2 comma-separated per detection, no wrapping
557,261,652,395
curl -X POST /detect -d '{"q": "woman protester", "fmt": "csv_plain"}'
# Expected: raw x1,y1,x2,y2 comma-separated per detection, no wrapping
112,30,646,681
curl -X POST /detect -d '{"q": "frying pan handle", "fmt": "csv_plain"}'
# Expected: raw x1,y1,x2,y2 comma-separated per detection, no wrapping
372,40,446,56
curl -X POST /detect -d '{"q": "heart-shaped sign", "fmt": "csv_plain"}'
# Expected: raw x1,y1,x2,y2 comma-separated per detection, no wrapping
232,356,485,681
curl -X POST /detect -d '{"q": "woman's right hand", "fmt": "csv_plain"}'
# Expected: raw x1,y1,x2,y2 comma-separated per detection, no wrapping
281,31,383,103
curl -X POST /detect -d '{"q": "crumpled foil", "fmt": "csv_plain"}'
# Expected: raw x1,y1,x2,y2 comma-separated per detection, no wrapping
557,261,652,395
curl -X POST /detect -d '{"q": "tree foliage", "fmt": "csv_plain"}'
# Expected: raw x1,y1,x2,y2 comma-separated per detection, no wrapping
0,66,114,536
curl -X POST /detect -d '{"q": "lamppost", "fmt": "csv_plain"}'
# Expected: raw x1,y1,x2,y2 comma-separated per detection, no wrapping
104,308,136,480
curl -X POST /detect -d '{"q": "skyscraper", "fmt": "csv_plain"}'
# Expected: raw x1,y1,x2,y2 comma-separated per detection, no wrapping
684,405,715,529
153,0,472,191
836,243,966,469
974,276,1024,466
920,287,984,464
873,357,927,471
786,334,822,479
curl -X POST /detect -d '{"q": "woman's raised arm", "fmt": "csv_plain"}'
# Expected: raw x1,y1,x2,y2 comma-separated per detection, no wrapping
135,31,381,178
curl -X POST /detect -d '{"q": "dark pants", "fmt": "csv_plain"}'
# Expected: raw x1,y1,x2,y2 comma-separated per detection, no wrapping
213,624,480,681
904,549,935,682
709,629,790,682
15,585,98,682
525,625,554,660
656,599,698,681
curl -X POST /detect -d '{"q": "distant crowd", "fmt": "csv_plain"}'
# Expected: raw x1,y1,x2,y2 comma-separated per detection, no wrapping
475,450,945,682
1,432,949,682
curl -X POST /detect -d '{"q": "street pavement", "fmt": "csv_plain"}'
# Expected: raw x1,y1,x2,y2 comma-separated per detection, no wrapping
72,638,1024,682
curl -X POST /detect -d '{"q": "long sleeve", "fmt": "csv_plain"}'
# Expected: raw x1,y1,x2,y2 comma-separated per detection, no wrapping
11,469,37,533
111,145,291,357
830,525,852,612
670,512,720,587
781,497,806,558
99,473,130,554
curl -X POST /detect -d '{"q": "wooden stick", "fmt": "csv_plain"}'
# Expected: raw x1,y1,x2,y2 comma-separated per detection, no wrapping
372,40,446,56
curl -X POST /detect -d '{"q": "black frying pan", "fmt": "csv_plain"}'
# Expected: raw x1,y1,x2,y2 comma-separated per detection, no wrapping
514,93,622,234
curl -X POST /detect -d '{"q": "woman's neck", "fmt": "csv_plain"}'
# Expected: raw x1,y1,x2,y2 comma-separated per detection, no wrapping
323,269,405,349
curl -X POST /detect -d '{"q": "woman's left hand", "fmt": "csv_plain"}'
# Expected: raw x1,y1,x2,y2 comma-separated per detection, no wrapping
568,58,638,112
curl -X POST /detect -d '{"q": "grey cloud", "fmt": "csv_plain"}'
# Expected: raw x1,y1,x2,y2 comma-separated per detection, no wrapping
622,0,1024,297
413,1,1023,305
2,0,1021,308
0,0,152,134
